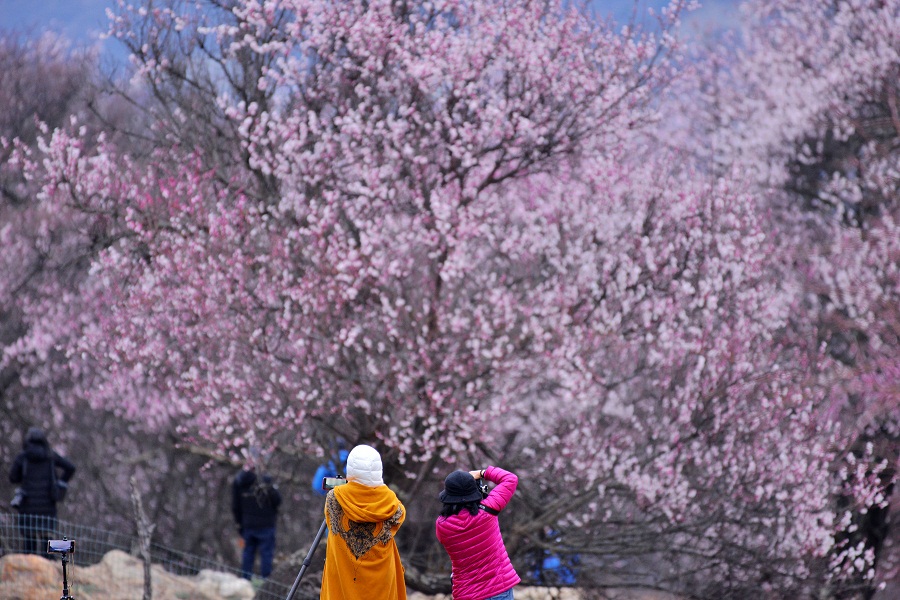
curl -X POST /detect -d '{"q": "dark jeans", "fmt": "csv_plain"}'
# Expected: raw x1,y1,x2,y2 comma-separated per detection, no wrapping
241,526,276,579
18,513,58,558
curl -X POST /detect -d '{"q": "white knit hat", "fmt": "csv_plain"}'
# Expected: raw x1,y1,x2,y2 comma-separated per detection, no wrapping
345,444,384,487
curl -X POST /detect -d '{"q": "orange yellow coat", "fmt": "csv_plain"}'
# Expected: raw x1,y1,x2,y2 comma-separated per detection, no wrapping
320,481,407,600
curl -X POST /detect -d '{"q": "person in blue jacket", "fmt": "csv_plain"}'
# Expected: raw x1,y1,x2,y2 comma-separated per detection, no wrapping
311,439,349,496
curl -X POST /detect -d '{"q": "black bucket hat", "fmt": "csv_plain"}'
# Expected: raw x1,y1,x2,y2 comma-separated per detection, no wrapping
439,470,482,504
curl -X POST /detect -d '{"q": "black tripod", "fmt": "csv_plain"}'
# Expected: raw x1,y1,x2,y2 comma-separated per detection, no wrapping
50,542,75,600
284,518,328,600
58,550,75,600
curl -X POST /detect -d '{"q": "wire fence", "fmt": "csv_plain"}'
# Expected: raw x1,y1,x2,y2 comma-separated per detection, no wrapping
0,511,293,600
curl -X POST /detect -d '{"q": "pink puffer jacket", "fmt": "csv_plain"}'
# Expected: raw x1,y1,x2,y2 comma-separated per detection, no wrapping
435,466,520,600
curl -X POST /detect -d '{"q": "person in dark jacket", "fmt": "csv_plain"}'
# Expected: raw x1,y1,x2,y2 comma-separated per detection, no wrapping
8,427,76,556
232,467,282,580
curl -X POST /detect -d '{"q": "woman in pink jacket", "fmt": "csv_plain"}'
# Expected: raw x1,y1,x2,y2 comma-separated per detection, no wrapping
435,466,520,600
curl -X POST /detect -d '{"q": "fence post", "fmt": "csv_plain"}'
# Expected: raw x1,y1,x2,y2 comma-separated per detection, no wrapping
130,475,156,600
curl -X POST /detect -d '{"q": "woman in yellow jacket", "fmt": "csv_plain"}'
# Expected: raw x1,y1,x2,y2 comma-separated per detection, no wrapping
320,444,406,600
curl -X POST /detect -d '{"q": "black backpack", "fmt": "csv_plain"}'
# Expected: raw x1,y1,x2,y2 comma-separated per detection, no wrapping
251,476,275,508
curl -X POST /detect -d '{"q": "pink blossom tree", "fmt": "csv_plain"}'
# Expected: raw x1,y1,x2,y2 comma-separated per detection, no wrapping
0,30,255,563
0,30,105,475
661,0,900,595
71,0,688,466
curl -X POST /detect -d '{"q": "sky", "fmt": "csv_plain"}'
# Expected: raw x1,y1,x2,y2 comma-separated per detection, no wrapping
0,0,742,61
1,0,113,43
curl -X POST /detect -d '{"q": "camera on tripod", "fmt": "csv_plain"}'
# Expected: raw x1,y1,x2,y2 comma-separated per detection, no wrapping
48,539,75,554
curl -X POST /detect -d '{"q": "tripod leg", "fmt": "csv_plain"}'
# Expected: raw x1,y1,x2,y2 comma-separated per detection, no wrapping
284,518,328,600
